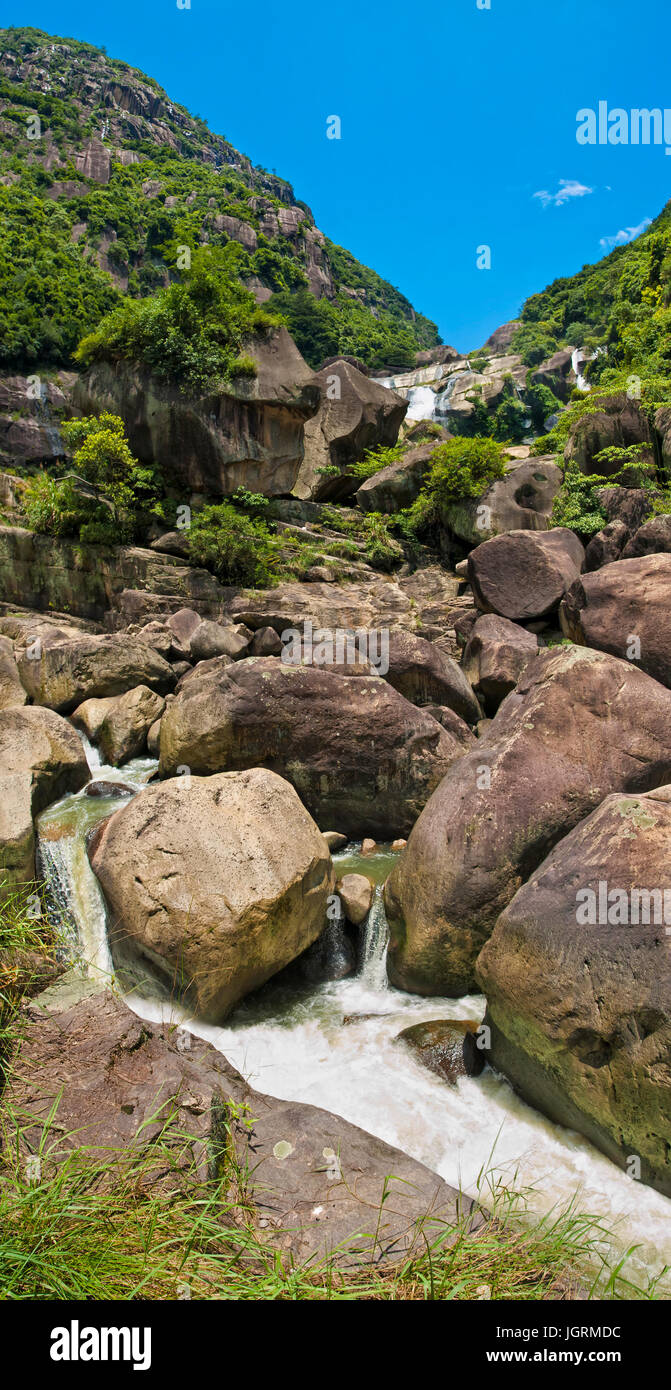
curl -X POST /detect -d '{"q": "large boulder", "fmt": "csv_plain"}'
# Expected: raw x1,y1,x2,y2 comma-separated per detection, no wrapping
461,615,538,713
0,636,27,709
0,706,89,896
622,514,671,560
395,1019,485,1084
530,349,575,404
73,328,321,498
583,519,630,571
17,633,175,714
90,768,334,1022
7,987,475,1267
355,442,436,514
467,528,584,622
560,554,671,689
383,629,482,724
477,786,671,1197
158,657,465,839
384,646,671,996
444,458,563,544
74,685,166,765
293,359,407,502
564,393,654,475
337,873,374,926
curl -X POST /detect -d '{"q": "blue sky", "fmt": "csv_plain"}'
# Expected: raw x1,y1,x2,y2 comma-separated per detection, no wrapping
2,0,671,350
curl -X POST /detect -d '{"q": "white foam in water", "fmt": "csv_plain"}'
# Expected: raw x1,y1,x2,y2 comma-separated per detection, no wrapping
406,385,437,421
36,789,671,1293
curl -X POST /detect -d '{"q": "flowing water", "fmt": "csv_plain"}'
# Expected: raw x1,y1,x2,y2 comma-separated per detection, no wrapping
35,744,671,1292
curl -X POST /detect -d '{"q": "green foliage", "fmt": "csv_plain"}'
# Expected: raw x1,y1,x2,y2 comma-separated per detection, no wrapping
408,436,507,532
187,502,280,586
75,248,277,393
346,441,405,481
550,464,608,537
23,413,156,543
268,287,429,371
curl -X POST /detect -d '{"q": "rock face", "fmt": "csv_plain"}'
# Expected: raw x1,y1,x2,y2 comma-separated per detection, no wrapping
395,1019,485,1084
0,707,89,896
383,629,482,724
355,442,436,514
158,657,464,839
560,554,671,689
564,393,654,475
444,458,563,544
477,787,671,1197
530,349,576,403
384,646,671,996
293,359,407,502
90,769,334,1022
76,686,166,765
583,519,629,571
467,528,584,621
461,615,538,713
17,633,175,713
0,371,73,470
8,986,476,1267
73,328,321,498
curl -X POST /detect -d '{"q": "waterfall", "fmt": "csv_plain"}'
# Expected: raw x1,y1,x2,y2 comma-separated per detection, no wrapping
38,829,114,983
406,385,437,421
572,346,592,392
359,886,389,991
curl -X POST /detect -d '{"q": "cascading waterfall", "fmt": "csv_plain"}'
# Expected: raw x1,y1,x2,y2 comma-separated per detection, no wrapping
359,886,389,989
34,764,671,1294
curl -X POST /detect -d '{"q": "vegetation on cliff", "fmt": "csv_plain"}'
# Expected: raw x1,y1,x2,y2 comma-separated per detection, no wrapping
0,27,439,375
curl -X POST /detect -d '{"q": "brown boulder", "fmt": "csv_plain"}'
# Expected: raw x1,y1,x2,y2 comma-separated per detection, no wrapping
395,1019,485,1083
294,359,407,502
477,786,671,1197
96,686,166,765
0,635,27,709
384,646,671,996
158,657,465,839
622,514,671,560
17,633,175,714
462,615,538,713
7,986,476,1266
583,519,629,571
444,458,563,544
355,442,436,514
467,528,584,621
383,629,482,723
564,393,654,475
0,706,89,896
190,620,251,662
90,768,334,1021
337,873,374,926
560,554,671,688
73,328,321,498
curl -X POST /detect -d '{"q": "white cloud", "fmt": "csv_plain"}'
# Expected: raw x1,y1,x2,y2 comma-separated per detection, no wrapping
599,218,652,250
533,179,594,208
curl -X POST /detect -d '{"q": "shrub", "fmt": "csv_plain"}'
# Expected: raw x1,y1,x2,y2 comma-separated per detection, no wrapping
408,436,507,532
187,503,279,586
550,464,609,537
23,414,156,543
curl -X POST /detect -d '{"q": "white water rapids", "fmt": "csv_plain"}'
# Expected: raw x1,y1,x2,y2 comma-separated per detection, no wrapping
36,740,671,1293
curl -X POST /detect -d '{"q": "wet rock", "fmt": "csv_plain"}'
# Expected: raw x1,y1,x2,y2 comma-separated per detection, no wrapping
90,768,334,1021
477,786,671,1197
84,780,134,799
395,1019,485,1083
361,838,377,856
467,528,584,622
337,873,374,926
385,646,671,996
322,831,348,852
0,706,89,897
7,987,478,1267
158,658,466,840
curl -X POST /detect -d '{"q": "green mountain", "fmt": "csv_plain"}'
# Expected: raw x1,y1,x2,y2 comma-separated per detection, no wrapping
512,202,671,385
0,26,440,373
